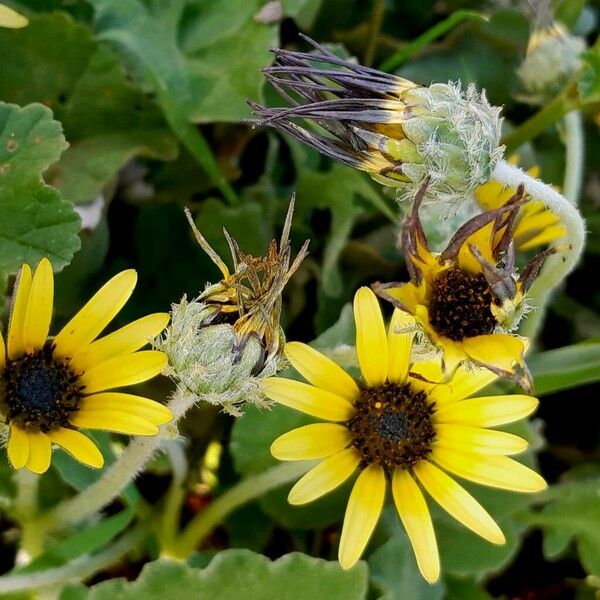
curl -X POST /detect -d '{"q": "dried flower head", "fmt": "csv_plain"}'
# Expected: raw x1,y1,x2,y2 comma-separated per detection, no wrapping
251,35,503,205
158,198,309,415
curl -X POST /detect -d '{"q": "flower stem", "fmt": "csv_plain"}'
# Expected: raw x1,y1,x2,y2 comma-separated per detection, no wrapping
13,470,43,562
0,526,145,595
561,110,584,204
502,91,577,154
492,159,586,341
172,461,312,558
36,388,198,534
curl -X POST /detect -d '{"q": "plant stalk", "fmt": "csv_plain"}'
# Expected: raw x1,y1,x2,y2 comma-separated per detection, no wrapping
561,110,584,205
35,388,198,534
172,461,312,558
492,159,586,341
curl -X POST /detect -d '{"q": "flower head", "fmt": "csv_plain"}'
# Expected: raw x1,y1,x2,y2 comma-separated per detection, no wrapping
158,200,309,415
475,160,566,252
374,179,553,390
0,259,171,474
517,23,585,106
251,35,502,204
263,287,545,582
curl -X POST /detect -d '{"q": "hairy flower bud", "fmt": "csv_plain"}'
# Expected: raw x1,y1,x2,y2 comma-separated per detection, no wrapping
157,199,309,415
517,24,585,105
251,35,503,205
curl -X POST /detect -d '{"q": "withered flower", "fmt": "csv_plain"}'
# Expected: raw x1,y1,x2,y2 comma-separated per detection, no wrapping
251,35,502,205
157,198,309,415
373,179,554,391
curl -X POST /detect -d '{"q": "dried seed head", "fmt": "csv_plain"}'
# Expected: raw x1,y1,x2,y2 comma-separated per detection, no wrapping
157,199,308,415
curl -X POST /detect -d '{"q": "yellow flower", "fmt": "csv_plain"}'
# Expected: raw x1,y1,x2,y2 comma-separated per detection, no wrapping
373,180,554,390
263,288,545,582
475,162,566,252
0,258,172,474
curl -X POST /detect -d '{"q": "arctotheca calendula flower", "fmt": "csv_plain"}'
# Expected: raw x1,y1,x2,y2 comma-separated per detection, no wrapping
0,258,172,474
262,287,545,582
374,179,554,390
251,35,502,205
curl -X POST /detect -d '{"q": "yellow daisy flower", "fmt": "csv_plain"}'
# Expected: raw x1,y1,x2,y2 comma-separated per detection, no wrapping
263,287,546,582
475,161,566,252
373,181,554,390
0,258,172,474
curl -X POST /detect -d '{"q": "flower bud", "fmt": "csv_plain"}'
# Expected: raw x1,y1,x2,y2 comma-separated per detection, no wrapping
251,35,503,205
517,23,585,105
157,199,309,415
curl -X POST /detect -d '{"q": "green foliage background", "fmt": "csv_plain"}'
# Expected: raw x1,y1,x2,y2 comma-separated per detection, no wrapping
0,0,599,598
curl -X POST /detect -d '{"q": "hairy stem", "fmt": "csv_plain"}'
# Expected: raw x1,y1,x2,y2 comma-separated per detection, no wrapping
492,159,586,341
35,389,198,534
173,461,312,558
561,110,585,204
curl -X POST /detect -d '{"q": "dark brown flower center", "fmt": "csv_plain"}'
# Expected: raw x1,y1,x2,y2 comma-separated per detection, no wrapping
428,268,497,342
347,383,435,472
1,343,83,432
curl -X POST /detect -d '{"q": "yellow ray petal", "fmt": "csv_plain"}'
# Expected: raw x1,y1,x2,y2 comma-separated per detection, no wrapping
69,313,169,373
262,378,354,422
458,223,495,274
26,432,52,474
53,270,137,359
414,461,505,544
517,225,566,252
353,287,388,387
432,447,547,492
392,468,440,583
387,309,414,384
434,395,538,428
376,281,423,314
80,393,172,425
338,464,386,570
69,410,160,435
7,424,30,469
48,428,104,468
271,423,353,461
461,334,525,373
8,263,32,359
0,4,28,28
79,350,167,394
22,258,54,352
428,363,498,405
435,424,528,455
284,342,359,401
288,448,360,505
0,329,5,370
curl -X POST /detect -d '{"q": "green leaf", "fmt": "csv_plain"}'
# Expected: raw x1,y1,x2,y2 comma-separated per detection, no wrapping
295,151,394,297
444,575,494,600
0,13,177,205
528,341,600,395
368,530,445,599
88,0,277,123
9,507,135,575
191,199,273,260
0,101,80,272
521,478,600,576
379,10,487,72
59,551,368,600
